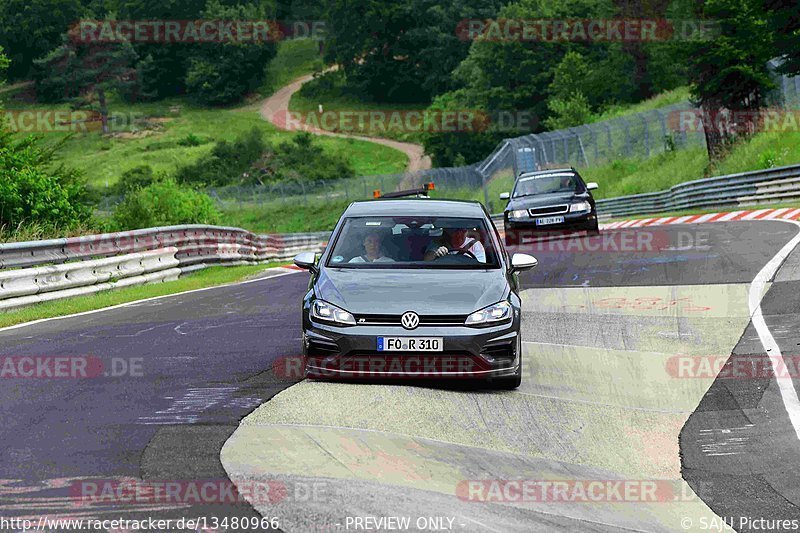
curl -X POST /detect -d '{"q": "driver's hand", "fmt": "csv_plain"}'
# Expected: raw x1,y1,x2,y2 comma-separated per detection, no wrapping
434,246,449,258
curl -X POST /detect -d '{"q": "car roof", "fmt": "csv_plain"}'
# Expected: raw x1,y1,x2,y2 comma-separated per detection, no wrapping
343,199,487,217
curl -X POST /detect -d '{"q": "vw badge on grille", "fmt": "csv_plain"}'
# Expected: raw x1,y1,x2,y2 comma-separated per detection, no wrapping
401,312,420,330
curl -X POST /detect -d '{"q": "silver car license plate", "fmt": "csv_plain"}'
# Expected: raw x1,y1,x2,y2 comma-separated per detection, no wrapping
535,216,565,226
377,337,443,352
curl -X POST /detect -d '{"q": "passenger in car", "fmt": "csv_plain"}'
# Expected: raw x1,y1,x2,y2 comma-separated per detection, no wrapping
348,232,395,263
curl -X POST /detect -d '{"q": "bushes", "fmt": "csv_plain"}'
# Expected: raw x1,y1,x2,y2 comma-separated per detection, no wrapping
0,131,92,230
259,132,355,183
176,127,267,187
114,165,162,195
175,129,355,187
112,179,220,230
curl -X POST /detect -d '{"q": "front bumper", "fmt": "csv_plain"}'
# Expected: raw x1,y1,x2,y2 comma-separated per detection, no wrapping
301,319,520,380
504,211,597,242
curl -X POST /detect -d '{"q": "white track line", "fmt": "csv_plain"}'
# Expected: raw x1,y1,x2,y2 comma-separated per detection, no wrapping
0,268,300,333
749,220,800,440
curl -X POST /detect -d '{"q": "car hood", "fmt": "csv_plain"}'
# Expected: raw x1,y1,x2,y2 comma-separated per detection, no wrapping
315,268,508,315
506,191,587,211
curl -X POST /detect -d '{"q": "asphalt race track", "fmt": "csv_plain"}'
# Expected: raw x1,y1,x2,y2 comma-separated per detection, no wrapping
2,220,800,532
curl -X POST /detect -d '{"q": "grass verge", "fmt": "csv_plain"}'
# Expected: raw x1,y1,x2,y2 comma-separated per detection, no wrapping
222,198,352,233
591,86,691,122
0,263,291,329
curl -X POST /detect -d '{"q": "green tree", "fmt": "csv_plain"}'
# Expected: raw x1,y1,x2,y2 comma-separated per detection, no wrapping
324,0,503,103
0,0,84,80
764,0,800,77
543,51,593,129
116,0,207,99
686,0,775,158
34,37,138,133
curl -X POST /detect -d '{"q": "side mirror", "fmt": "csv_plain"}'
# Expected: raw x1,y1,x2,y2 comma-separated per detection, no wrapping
499,192,510,200
510,253,538,273
293,251,318,272
586,182,599,191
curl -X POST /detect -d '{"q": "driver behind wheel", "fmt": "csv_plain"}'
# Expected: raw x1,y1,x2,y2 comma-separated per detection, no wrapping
424,227,486,263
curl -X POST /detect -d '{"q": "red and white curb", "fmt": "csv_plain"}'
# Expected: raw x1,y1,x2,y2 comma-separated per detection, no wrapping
602,207,800,230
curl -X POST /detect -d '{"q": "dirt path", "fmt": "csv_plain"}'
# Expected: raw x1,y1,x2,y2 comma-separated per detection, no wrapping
260,73,432,173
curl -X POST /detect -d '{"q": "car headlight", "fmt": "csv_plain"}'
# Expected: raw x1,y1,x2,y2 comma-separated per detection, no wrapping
570,201,591,213
509,209,529,219
311,300,356,326
465,301,512,326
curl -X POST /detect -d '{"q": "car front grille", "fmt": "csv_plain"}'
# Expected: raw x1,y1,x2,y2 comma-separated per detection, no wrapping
528,205,569,216
354,314,469,326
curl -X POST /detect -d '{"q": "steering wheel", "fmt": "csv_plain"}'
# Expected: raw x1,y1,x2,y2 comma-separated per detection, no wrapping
451,247,477,261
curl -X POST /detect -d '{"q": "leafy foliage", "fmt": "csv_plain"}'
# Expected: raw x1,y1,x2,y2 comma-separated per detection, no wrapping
34,37,139,131
114,165,162,195
111,178,221,230
0,0,85,80
175,127,267,187
324,0,504,103
257,132,355,183
686,0,776,158
0,131,92,230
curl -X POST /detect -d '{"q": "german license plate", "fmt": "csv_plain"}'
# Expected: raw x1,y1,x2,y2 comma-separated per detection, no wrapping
377,337,443,352
535,216,565,226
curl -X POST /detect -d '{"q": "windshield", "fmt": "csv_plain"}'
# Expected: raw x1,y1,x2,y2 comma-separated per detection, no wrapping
513,172,583,197
326,216,500,269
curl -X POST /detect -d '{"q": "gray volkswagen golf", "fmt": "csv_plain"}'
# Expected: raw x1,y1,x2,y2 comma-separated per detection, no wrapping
293,199,537,389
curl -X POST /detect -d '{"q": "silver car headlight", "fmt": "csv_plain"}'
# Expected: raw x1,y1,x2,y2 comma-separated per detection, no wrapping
465,301,512,326
311,300,356,326
570,201,592,213
509,209,529,219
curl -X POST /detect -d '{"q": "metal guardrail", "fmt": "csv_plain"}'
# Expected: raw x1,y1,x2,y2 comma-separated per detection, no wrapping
0,225,329,310
594,164,800,219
